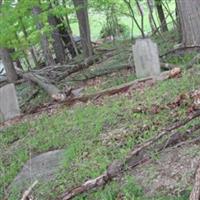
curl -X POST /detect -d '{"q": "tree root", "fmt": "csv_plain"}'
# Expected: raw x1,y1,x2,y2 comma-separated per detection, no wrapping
190,164,200,200
58,110,200,200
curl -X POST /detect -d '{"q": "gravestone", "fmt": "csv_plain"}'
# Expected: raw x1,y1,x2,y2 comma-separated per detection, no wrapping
9,150,65,192
0,83,20,122
133,38,160,78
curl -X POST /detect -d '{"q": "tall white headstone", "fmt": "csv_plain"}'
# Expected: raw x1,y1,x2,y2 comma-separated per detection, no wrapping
0,83,20,122
133,38,160,78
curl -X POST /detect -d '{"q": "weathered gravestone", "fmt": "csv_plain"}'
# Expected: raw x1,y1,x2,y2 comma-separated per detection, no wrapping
0,83,20,122
133,38,160,78
9,150,65,192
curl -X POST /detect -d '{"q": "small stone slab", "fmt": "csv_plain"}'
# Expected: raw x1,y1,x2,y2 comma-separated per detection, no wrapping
133,38,161,78
10,150,65,191
0,83,20,122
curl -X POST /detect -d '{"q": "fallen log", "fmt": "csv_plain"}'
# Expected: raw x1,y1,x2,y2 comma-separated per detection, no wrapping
20,72,66,101
190,164,200,200
70,64,133,82
68,62,178,82
69,76,154,103
66,69,177,104
56,56,101,82
160,46,200,58
58,110,200,200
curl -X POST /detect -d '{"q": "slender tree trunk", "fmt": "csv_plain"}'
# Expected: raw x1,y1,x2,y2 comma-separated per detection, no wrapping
32,6,55,66
135,0,145,38
123,0,145,38
19,18,38,68
48,15,67,64
56,17,78,58
162,1,177,29
155,0,168,32
65,14,79,56
146,0,158,33
176,0,200,46
0,48,18,82
72,0,93,58
61,0,79,57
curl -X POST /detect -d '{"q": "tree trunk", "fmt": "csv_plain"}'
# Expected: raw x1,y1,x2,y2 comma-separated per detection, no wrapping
19,18,38,68
56,17,78,58
0,48,18,82
48,15,67,64
176,0,200,46
146,0,158,33
72,0,93,58
32,6,55,66
155,0,168,32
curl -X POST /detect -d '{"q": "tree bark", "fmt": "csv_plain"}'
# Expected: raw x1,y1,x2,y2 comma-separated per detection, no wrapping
72,0,93,58
190,164,200,200
155,0,168,32
56,17,78,58
20,71,66,101
176,0,200,46
0,48,18,82
48,15,67,64
32,6,55,66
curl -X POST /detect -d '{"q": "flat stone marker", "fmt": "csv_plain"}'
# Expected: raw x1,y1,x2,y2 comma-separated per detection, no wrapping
0,83,20,122
133,38,160,78
10,150,65,191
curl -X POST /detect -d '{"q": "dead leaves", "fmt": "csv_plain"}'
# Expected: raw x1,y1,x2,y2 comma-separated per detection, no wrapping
167,93,190,109
191,89,200,108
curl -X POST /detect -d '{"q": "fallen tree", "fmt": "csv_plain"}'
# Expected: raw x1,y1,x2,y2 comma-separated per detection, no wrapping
160,46,200,58
68,62,178,82
69,64,133,82
58,110,200,200
20,72,66,101
66,68,180,105
31,55,101,82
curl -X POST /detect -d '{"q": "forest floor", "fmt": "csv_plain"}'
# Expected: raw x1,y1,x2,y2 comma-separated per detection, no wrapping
1,31,200,200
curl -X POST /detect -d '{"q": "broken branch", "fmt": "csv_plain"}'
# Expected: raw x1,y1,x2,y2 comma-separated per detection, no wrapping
21,180,38,200
58,110,200,200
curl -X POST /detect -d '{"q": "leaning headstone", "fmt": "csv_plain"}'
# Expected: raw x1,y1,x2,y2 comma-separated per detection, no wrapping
133,38,160,78
0,83,20,122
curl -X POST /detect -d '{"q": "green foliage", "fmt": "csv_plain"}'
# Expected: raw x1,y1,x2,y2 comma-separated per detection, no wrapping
0,0,72,61
100,22,130,38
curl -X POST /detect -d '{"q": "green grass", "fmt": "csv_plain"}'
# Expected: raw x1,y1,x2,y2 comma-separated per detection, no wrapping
1,67,200,199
